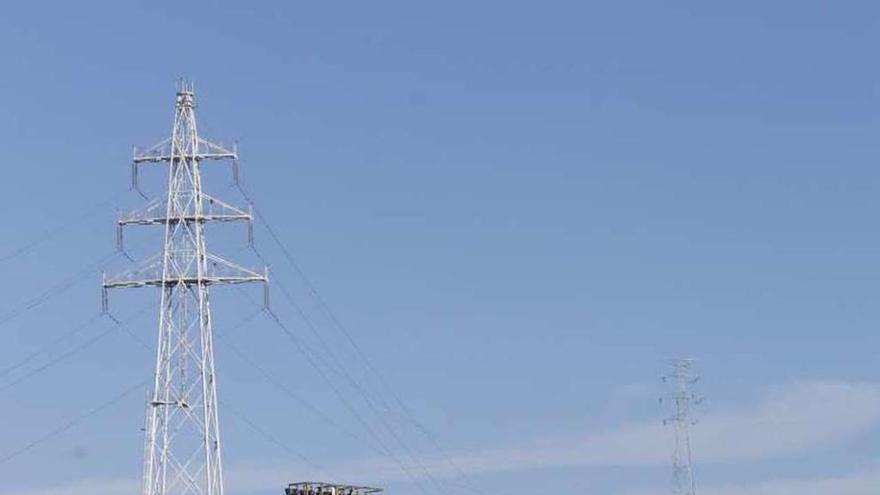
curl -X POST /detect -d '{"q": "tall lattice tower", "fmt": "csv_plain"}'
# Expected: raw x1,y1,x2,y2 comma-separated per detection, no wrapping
663,358,700,495
103,83,267,495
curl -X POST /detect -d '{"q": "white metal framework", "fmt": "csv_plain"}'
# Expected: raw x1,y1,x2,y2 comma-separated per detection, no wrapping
663,358,700,495
286,482,383,495
104,83,266,495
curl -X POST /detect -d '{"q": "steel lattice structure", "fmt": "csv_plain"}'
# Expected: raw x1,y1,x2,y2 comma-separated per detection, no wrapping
286,482,383,495
104,83,266,495
663,358,700,495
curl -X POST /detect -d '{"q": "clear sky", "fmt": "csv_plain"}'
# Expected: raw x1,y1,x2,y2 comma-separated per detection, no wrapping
0,2,879,495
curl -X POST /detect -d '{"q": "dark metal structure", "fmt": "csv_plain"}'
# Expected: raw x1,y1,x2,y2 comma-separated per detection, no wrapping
285,482,382,495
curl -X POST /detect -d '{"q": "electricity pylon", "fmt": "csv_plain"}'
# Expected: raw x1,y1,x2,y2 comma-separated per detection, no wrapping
662,358,701,495
103,82,267,495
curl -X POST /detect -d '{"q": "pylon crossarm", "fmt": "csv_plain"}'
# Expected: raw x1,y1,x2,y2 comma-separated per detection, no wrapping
205,253,267,283
104,253,266,289
198,137,237,158
119,194,251,226
133,137,170,162
134,136,237,163
103,254,162,289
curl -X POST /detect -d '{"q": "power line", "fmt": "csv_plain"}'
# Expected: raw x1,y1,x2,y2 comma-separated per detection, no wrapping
265,275,457,495
0,235,156,375
0,250,118,330
112,302,345,489
0,307,151,393
0,292,282,479
221,335,384,457
101,301,337,485
0,190,123,265
0,326,115,392
224,290,457,482
237,183,479,493
0,377,149,466
223,401,333,480
262,307,438,495
233,247,417,465
0,313,104,379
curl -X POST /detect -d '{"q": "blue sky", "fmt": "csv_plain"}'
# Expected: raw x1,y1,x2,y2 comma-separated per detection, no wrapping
1,1,879,494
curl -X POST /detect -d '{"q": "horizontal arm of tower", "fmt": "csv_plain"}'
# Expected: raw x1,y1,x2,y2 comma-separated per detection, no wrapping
134,153,237,163
133,137,237,163
119,194,251,226
104,274,266,289
103,253,267,289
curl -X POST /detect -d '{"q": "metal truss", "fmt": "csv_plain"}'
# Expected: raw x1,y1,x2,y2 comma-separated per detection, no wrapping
104,82,267,495
286,482,383,495
662,358,701,495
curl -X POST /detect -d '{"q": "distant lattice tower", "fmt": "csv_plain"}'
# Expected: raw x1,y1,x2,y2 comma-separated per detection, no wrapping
662,358,701,495
103,83,267,495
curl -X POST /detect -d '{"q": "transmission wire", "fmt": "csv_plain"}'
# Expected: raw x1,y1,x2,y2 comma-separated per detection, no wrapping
236,181,478,493
0,190,124,265
0,377,149,466
0,250,119,331
113,306,340,484
0,313,105,379
262,307,437,495
221,336,384,457
0,306,152,393
223,402,334,480
264,275,454,495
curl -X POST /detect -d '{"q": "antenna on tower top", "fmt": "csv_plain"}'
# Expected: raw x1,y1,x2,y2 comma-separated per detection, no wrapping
176,77,194,92
661,357,701,495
